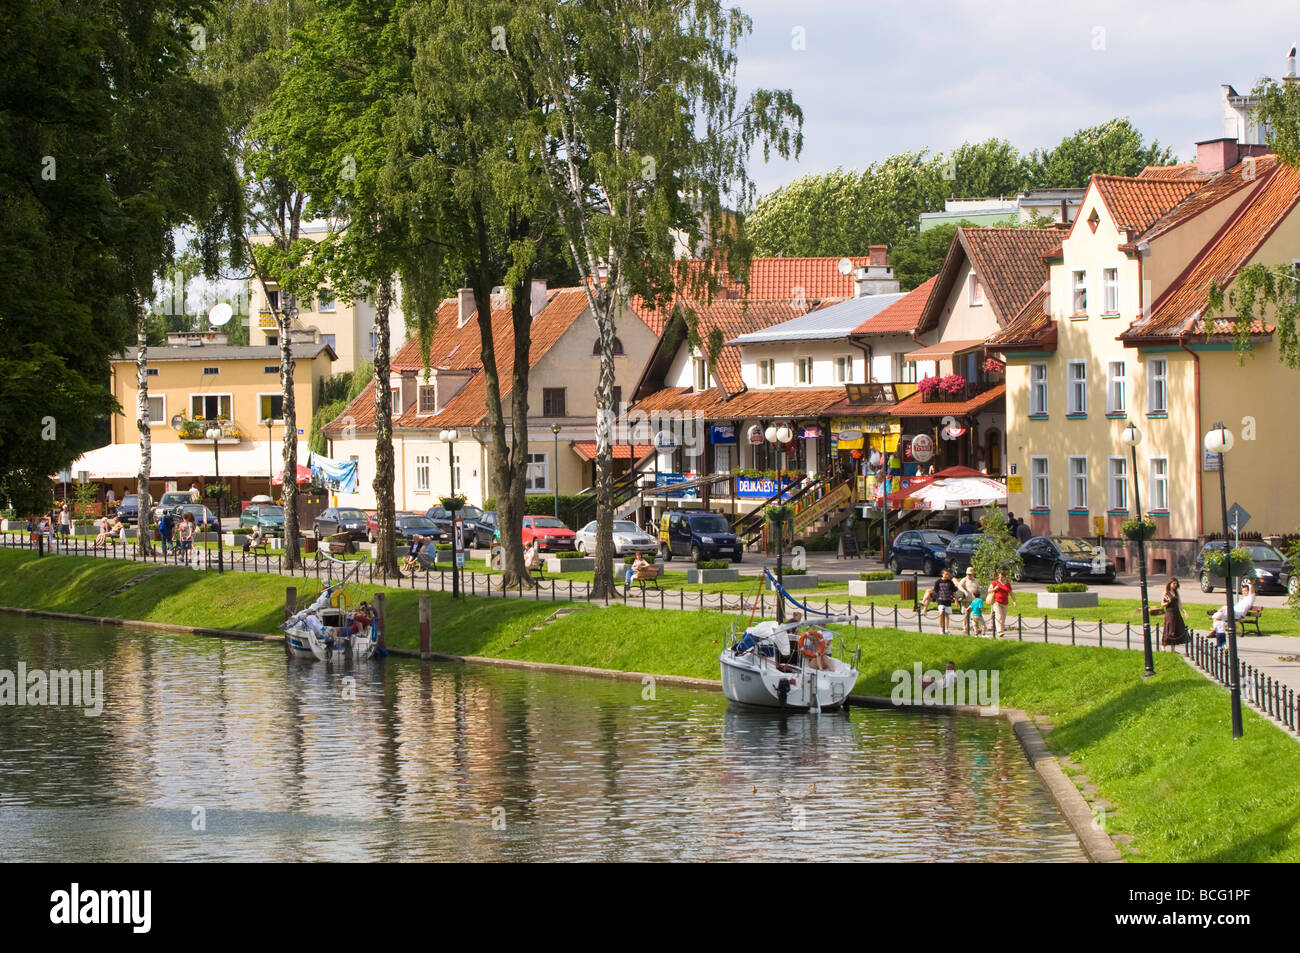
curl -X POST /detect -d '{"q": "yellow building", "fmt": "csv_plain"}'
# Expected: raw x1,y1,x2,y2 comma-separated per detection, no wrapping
74,331,336,504
247,222,406,374
993,144,1300,575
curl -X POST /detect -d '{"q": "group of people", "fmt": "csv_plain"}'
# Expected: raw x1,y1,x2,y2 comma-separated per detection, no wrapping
921,567,1020,637
1005,513,1033,544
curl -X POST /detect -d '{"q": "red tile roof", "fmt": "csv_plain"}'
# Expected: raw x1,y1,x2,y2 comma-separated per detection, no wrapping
918,227,1063,331
741,257,872,301
1123,162,1300,341
570,442,655,462
854,276,937,334
889,383,1006,418
1091,175,1203,237
985,284,1054,349
1134,155,1278,246
1138,162,1209,181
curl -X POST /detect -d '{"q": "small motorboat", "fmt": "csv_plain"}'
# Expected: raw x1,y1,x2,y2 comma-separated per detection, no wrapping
720,617,859,712
282,584,382,662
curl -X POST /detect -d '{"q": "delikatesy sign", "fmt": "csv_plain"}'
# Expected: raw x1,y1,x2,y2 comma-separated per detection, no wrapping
736,476,794,500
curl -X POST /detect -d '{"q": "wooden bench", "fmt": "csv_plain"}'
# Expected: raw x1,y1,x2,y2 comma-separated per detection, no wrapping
624,565,661,592
1205,605,1264,636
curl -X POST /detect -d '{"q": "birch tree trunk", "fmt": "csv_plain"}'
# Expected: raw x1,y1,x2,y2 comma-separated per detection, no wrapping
372,274,400,575
135,313,154,556
278,303,301,569
589,296,618,598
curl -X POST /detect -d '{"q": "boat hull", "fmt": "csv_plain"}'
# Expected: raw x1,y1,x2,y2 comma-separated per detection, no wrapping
720,653,856,711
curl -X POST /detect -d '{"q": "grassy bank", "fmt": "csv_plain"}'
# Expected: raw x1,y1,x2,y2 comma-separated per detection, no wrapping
1,549,1298,862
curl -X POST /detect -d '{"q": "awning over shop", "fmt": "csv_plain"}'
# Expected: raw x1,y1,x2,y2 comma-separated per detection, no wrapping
885,465,1007,510
71,440,313,480
830,416,901,452
902,338,987,361
569,442,655,462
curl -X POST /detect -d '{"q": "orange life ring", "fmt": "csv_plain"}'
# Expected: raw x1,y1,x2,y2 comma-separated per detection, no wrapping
798,630,828,659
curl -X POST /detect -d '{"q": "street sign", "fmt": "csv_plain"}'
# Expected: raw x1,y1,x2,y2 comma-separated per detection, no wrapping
454,518,464,552
1226,503,1250,532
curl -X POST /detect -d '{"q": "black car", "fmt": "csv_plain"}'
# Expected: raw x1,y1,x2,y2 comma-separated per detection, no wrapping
117,494,141,524
887,530,955,576
423,504,491,548
1015,536,1115,584
944,533,985,576
1194,540,1291,593
314,507,371,541
393,514,449,545
477,511,499,546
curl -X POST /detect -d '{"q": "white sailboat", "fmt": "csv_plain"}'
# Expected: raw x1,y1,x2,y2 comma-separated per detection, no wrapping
720,616,859,711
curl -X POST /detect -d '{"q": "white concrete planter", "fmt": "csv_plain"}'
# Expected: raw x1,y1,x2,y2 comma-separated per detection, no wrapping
1037,591,1099,609
1,520,26,532
433,549,456,564
687,567,740,584
849,579,899,597
71,521,98,536
546,556,594,573
765,574,820,591
193,531,220,543
223,533,245,546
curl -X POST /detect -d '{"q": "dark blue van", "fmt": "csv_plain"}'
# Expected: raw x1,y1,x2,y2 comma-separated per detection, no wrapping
658,510,743,563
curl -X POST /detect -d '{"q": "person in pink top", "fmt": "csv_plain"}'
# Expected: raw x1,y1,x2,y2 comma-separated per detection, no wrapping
987,569,1019,639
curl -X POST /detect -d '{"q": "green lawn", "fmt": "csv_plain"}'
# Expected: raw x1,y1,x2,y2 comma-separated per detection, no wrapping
2,548,1299,861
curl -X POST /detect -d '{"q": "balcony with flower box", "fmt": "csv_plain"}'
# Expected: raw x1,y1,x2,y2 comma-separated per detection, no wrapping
178,418,244,444
917,374,999,403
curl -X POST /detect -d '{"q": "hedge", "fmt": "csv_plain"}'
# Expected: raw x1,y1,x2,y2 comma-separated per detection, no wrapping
696,559,730,570
482,494,593,530
1046,582,1089,593
553,551,583,560
623,553,658,564
859,571,895,581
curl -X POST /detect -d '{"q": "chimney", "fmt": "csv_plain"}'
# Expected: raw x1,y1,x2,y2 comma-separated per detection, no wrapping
457,288,475,327
1287,46,1297,79
868,245,888,268
1196,138,1239,174
853,247,899,298
530,279,547,319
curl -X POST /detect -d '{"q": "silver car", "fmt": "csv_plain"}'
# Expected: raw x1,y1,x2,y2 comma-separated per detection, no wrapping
574,520,658,556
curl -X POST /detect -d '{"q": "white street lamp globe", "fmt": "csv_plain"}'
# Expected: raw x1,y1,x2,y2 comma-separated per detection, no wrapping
205,427,222,441
447,428,458,442
1120,421,1141,447
776,424,793,443
1204,425,1234,456
764,425,777,443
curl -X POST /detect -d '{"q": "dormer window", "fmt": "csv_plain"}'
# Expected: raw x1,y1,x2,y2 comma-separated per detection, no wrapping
1087,208,1100,234
693,357,708,391
418,385,436,414
968,274,985,306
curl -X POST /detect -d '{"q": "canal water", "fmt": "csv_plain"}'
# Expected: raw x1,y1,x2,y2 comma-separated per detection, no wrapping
0,617,1083,861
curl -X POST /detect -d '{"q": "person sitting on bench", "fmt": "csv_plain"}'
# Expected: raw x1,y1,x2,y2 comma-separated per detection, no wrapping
243,525,267,553
403,535,428,573
625,551,650,588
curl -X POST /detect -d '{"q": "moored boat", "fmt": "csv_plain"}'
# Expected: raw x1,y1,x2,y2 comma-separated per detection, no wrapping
282,584,382,662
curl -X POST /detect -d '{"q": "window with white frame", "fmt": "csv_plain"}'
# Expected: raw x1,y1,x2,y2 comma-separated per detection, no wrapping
451,454,461,491
1071,270,1087,314
525,452,548,491
1108,456,1128,511
415,454,430,491
835,356,853,383
318,290,336,312
758,358,775,386
693,356,708,391
146,395,166,425
796,357,813,385
418,385,436,414
1030,456,1049,509
1067,361,1087,415
1103,268,1119,313
1147,357,1167,413
370,331,379,355
1106,361,1126,414
1030,363,1048,415
1069,456,1088,509
1150,456,1169,512
190,393,232,420
969,273,985,306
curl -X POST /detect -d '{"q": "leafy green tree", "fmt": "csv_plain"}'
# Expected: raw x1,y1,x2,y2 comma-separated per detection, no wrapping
513,0,802,598
1026,118,1176,188
971,508,1022,585
892,223,960,291
943,138,1029,199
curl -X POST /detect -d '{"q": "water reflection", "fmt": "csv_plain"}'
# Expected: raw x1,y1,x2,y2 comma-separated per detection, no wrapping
0,617,1082,862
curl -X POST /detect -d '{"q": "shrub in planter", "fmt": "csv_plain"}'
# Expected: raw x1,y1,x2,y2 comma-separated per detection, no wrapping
1046,582,1089,593
623,553,657,564
1121,518,1157,541
551,550,582,560
696,559,730,570
859,571,895,581
782,567,807,576
1204,548,1253,579
231,527,253,535
433,542,453,551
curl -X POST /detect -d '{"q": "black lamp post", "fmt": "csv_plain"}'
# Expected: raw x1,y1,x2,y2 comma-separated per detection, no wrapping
1120,420,1154,677
765,423,793,623
1205,421,1243,739
205,425,225,574
440,427,460,599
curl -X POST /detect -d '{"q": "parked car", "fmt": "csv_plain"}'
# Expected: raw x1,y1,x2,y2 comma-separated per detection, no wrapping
1194,540,1291,593
424,504,492,548
393,514,449,545
153,491,193,520
314,507,370,542
177,503,220,532
520,515,577,553
658,510,743,563
944,533,986,576
1015,536,1115,584
887,530,954,576
478,511,499,545
574,520,659,556
116,494,141,524
239,502,286,536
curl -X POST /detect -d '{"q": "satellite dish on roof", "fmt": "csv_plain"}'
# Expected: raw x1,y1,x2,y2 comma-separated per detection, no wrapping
208,302,233,327
837,257,853,276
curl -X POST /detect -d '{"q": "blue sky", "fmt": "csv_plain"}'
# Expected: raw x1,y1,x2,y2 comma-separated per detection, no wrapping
734,0,1299,195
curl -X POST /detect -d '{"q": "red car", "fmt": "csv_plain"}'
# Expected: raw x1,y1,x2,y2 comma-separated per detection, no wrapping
521,515,576,552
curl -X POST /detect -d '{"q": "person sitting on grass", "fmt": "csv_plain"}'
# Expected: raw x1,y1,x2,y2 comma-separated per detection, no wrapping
921,660,959,693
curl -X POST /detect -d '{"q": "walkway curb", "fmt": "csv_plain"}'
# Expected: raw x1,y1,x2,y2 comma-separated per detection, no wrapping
0,602,1113,860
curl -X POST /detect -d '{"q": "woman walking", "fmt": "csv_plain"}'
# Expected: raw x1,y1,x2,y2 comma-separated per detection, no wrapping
1160,577,1189,648
988,569,1018,639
